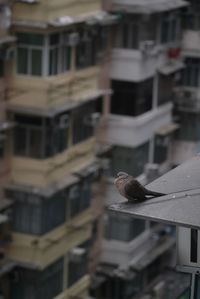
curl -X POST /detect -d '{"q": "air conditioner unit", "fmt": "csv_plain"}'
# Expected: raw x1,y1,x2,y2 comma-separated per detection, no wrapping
68,32,80,46
84,112,101,126
140,40,155,54
69,247,86,263
58,114,69,129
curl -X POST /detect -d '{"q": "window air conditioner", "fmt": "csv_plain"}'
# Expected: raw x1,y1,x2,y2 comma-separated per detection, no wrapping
69,247,86,263
58,114,69,129
83,112,101,126
140,40,155,54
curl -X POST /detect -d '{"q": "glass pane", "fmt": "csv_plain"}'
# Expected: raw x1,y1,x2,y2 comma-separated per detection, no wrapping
31,49,42,76
62,46,71,72
49,48,58,75
14,126,27,156
17,47,28,74
29,128,43,158
50,33,59,46
17,33,44,46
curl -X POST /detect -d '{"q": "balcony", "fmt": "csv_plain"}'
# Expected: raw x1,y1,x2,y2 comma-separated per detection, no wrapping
7,208,93,269
111,47,166,82
99,103,173,148
11,137,96,187
9,67,101,112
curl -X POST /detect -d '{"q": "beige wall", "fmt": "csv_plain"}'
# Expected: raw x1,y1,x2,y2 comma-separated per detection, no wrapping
13,0,102,23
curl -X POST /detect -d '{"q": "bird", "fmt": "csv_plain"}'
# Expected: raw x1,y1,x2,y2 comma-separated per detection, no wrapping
114,171,165,202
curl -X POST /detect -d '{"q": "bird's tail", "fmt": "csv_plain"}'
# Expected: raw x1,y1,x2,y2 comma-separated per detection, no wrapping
146,190,165,197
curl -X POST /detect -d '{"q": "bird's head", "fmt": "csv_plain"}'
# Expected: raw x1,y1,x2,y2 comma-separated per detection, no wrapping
114,172,130,187
116,171,129,179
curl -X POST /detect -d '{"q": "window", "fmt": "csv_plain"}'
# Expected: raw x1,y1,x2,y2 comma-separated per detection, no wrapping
182,3,200,31
11,258,64,299
69,177,91,218
158,74,174,106
181,58,200,87
160,12,180,44
48,32,71,75
14,113,69,159
68,243,88,287
16,31,71,77
110,143,150,178
72,101,95,145
115,16,139,49
176,112,200,141
111,79,153,117
0,59,4,77
190,229,198,263
194,275,200,299
154,135,169,164
0,138,5,158
17,33,44,76
105,213,145,242
76,28,97,69
12,190,66,235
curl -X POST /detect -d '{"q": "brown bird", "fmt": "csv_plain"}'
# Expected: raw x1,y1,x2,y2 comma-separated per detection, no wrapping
114,172,165,202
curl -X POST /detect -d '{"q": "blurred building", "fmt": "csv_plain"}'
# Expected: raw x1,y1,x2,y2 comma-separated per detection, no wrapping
93,0,192,299
1,0,115,298
0,0,16,297
172,0,200,165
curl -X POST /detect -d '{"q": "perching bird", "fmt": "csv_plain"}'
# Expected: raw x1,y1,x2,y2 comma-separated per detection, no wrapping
114,172,165,202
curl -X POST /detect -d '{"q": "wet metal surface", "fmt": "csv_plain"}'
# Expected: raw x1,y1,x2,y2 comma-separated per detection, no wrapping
109,156,200,229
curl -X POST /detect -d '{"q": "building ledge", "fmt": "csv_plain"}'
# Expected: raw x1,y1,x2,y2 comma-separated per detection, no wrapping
109,155,200,229
111,0,188,14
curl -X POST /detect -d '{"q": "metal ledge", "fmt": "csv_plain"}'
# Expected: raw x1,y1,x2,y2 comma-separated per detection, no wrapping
109,155,200,229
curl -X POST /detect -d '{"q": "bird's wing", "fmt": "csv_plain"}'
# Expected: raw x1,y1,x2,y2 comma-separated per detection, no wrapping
124,178,146,201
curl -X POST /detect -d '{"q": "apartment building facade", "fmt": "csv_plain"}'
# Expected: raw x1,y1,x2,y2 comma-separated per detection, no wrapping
93,1,192,299
172,0,200,165
0,0,115,298
0,0,16,297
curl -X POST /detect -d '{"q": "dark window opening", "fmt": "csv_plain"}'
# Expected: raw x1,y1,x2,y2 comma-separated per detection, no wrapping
176,112,200,142
110,143,149,178
111,79,153,117
105,213,145,242
154,135,169,164
11,258,63,299
160,12,180,44
190,228,198,263
69,177,92,219
181,57,200,87
158,74,174,106
14,113,69,159
0,59,4,77
76,28,97,69
72,101,96,145
11,190,66,235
